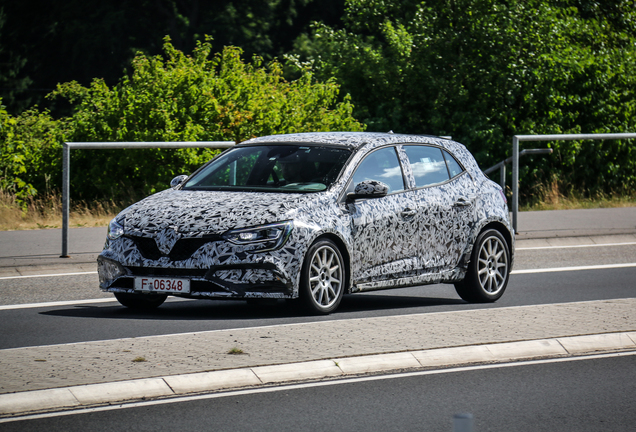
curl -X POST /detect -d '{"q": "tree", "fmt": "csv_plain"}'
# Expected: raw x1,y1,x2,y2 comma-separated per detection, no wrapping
290,0,636,199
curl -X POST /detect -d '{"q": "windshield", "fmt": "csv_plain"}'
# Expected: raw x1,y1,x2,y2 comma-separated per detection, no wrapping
182,144,352,193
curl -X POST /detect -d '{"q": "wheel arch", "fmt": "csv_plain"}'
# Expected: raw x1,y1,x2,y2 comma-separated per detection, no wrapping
461,219,515,271
481,221,514,255
307,233,352,294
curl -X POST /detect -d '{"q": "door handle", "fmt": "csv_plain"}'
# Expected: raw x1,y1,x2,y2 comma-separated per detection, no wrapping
453,197,472,207
401,208,417,218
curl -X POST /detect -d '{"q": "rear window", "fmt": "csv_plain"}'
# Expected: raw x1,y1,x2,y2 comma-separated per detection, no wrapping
403,145,450,187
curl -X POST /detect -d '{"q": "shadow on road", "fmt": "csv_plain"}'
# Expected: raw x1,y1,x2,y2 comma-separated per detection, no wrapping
38,293,466,321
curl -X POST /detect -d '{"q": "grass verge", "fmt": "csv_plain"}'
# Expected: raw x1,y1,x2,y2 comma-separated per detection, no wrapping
1,187,635,231
518,180,636,211
0,190,122,231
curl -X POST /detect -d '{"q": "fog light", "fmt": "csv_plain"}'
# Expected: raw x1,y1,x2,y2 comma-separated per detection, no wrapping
97,258,126,287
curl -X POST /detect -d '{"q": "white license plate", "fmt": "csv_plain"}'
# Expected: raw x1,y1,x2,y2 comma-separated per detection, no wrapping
135,277,190,294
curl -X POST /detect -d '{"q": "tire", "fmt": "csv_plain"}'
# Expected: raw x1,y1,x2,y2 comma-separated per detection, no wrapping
300,239,346,314
114,292,167,309
455,229,510,303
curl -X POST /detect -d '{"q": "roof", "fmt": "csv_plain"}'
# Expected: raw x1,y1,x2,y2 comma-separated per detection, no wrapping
242,131,451,149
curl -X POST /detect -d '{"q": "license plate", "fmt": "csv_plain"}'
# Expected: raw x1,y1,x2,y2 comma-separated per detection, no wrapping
135,277,190,294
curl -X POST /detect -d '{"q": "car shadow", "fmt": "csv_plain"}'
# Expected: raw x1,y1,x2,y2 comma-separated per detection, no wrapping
38,292,466,321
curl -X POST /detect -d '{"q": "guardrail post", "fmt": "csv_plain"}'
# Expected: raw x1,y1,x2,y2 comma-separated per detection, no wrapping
61,141,234,257
511,132,635,235
512,136,519,233
61,143,70,258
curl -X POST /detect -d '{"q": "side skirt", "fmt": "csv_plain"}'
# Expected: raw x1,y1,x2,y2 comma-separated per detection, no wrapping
352,268,465,293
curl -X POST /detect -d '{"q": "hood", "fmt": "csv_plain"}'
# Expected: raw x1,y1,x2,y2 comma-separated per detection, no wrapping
120,189,319,238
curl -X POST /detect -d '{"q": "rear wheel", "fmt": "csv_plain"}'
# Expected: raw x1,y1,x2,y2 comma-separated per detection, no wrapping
455,229,510,303
300,239,345,315
114,292,167,309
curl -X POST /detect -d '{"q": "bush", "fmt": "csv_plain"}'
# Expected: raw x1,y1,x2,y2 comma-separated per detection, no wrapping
3,38,364,202
0,103,63,204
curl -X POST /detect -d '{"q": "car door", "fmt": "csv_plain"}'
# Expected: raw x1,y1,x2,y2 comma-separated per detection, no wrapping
345,146,421,286
401,145,477,272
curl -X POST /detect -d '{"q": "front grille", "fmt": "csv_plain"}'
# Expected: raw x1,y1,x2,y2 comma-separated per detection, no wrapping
126,235,222,261
130,236,162,260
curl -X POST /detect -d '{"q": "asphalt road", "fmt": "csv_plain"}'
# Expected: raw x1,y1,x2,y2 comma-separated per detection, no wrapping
0,215,634,428
4,353,634,431
0,243,635,349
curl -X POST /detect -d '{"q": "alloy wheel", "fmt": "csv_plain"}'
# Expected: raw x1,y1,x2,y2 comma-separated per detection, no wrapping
308,244,343,309
476,235,509,295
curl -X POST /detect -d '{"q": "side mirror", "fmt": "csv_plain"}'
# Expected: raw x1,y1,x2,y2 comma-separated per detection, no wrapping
347,180,389,200
170,175,188,189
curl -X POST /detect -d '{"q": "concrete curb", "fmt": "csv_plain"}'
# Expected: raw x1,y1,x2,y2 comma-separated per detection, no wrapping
1,332,634,418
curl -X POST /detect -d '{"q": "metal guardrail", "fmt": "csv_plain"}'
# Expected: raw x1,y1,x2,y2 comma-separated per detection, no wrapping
511,133,636,233
483,148,553,190
61,141,235,257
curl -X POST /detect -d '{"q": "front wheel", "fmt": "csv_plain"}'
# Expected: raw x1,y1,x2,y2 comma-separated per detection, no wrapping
114,292,167,309
455,229,510,303
300,239,346,315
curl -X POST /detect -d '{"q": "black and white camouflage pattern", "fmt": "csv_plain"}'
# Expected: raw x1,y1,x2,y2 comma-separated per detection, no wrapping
98,132,514,299
354,180,389,196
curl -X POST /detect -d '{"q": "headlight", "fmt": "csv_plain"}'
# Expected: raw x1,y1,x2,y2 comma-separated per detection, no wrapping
107,218,125,240
223,221,293,252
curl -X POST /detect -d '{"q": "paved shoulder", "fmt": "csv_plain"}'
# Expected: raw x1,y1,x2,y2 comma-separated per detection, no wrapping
1,298,634,395
0,298,635,417
517,207,636,239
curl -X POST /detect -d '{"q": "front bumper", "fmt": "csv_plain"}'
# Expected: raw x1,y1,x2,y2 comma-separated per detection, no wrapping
97,231,301,299
98,256,293,298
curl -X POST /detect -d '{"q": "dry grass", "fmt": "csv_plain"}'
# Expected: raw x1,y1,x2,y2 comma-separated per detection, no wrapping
0,190,121,231
2,185,635,231
519,179,636,211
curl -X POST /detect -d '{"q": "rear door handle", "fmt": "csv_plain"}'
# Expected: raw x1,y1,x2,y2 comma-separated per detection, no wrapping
401,208,417,218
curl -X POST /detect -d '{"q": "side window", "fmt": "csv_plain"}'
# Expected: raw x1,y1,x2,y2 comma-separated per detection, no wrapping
443,150,464,178
350,147,405,193
403,145,450,187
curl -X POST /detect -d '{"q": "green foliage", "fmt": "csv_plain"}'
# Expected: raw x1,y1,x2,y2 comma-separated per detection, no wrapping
292,0,636,200
44,38,363,201
0,101,62,204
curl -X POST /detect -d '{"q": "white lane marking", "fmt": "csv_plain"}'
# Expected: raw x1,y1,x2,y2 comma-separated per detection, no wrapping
0,264,634,312
511,262,636,274
0,271,97,280
0,298,116,311
0,296,189,311
517,241,636,251
2,350,634,424
0,241,633,280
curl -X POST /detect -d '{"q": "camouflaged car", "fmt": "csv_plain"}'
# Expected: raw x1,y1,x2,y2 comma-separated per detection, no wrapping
98,132,514,314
